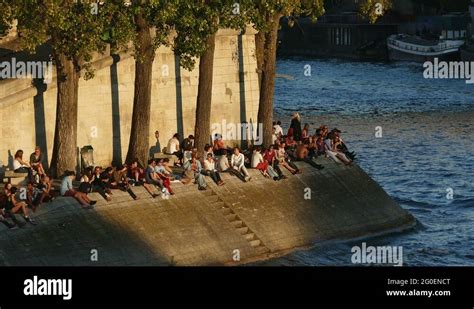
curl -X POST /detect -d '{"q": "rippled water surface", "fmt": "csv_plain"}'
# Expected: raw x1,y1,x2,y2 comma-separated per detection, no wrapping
260,58,474,266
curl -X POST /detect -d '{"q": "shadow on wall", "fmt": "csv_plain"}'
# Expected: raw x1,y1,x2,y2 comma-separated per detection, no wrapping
111,53,122,166
174,54,184,138
238,34,247,150
33,80,49,169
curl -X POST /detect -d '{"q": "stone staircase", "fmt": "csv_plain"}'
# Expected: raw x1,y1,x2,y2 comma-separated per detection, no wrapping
200,185,271,256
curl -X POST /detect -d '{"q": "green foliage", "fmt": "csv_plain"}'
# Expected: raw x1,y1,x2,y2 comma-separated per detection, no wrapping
0,0,15,36
115,0,178,61
6,0,131,79
358,0,392,24
249,0,326,32
173,0,253,71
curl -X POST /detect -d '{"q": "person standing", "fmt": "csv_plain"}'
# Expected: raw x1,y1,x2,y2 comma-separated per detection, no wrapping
290,113,302,143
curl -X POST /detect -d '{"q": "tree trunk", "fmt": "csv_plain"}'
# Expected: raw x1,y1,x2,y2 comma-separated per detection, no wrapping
194,32,216,153
125,14,155,166
257,13,281,147
255,29,265,88
49,52,79,179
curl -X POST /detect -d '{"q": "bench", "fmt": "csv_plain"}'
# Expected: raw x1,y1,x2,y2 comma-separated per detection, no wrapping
4,170,28,185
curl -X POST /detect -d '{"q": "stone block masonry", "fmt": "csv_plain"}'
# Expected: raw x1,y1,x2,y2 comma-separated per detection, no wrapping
0,159,416,266
0,27,260,168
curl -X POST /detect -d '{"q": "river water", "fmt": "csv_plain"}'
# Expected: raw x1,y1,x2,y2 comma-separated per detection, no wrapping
259,58,474,266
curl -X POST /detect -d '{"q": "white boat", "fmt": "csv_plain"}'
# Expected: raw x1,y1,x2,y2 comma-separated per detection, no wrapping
387,34,465,62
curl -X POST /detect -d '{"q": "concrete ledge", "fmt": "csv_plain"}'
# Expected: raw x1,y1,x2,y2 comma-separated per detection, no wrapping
0,159,415,266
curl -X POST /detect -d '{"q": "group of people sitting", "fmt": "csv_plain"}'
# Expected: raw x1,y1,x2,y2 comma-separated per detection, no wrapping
0,113,356,229
271,113,355,166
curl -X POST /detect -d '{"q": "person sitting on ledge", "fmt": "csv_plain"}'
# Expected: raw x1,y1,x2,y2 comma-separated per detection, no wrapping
332,128,356,161
183,151,207,190
25,182,40,211
60,171,96,209
302,123,310,143
128,159,159,198
113,164,139,200
324,132,352,166
0,206,16,229
90,166,112,201
29,146,45,181
315,133,326,156
1,184,25,228
251,147,279,181
295,142,324,170
145,159,166,195
13,149,31,174
7,186,37,225
285,135,297,149
166,133,183,166
319,125,329,139
231,147,251,182
273,120,283,138
203,153,225,186
308,135,318,158
264,145,285,180
277,143,299,175
212,134,227,156
154,159,174,195
161,158,183,182
181,135,195,164
34,174,54,209
271,127,278,145
202,144,213,164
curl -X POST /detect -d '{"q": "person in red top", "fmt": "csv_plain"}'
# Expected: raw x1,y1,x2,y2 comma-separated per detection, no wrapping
129,159,159,198
263,145,285,179
213,134,227,156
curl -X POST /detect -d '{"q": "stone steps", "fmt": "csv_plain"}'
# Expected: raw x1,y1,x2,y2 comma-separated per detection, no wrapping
202,187,271,257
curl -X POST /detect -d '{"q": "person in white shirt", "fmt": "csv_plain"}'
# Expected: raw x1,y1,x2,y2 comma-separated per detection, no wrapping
276,143,298,174
324,132,352,165
271,127,278,145
166,133,183,165
273,120,283,137
230,147,250,182
13,150,30,171
203,153,224,186
251,147,279,180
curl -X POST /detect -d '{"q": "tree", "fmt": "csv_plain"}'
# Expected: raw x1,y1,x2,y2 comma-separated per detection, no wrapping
251,1,325,147
358,0,392,24
11,0,126,178
0,0,14,36
173,0,251,152
252,0,391,146
122,0,178,166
